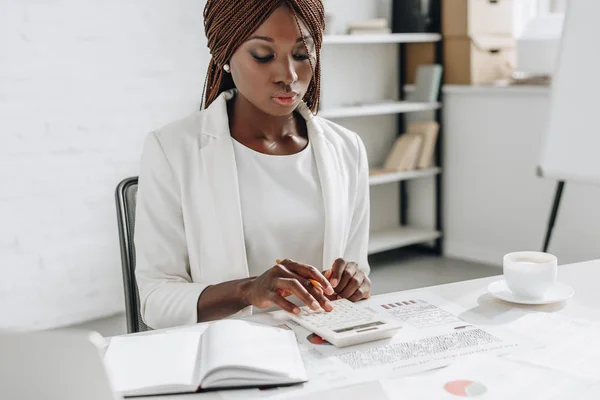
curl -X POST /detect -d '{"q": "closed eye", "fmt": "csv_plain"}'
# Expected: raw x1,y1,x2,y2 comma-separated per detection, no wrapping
252,53,311,63
252,54,275,63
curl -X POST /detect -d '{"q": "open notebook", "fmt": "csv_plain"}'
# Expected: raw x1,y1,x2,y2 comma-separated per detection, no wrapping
103,320,307,397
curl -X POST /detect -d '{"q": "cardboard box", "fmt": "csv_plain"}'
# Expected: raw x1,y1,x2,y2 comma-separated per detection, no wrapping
405,43,436,84
516,15,564,75
444,35,515,84
443,0,514,36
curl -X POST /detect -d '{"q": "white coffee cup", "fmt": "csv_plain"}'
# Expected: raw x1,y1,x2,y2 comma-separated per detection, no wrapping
503,251,557,299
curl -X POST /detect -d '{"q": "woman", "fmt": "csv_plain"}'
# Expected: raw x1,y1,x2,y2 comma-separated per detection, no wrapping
135,0,372,330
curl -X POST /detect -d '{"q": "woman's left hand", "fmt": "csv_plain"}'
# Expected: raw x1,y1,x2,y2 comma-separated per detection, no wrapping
323,258,371,302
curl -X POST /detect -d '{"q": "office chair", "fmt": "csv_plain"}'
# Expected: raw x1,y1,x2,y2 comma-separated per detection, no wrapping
115,176,149,333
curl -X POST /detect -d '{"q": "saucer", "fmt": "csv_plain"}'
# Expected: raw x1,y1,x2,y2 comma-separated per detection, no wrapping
487,280,574,305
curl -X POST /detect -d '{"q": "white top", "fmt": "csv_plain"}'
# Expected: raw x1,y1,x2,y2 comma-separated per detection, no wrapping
232,138,325,276
135,89,371,330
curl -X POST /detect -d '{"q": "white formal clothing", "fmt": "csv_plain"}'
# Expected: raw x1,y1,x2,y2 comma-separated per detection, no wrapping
134,89,371,329
232,139,325,278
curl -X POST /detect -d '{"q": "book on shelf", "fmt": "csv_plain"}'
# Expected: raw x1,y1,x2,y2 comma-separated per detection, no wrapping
370,132,424,175
369,121,439,176
347,18,391,35
407,64,443,103
347,18,388,30
348,28,392,35
408,121,440,169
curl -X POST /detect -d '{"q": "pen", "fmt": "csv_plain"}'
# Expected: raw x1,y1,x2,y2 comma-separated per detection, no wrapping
276,259,324,293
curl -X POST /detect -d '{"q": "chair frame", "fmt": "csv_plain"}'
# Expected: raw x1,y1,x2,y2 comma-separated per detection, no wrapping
115,176,141,333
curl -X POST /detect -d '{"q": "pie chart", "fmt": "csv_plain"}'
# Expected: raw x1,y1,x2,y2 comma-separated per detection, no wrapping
444,380,487,397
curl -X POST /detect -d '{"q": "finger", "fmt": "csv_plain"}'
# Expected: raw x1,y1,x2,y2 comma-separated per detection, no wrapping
308,279,324,294
348,277,371,302
279,271,334,311
338,270,365,299
271,263,303,298
306,284,334,312
363,277,372,299
330,258,346,288
322,270,334,296
324,292,337,301
279,259,334,295
271,294,301,315
335,262,359,295
276,278,321,311
273,265,313,290
276,288,293,298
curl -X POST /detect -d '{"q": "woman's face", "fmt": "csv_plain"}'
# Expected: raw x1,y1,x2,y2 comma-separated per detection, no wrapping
229,5,317,116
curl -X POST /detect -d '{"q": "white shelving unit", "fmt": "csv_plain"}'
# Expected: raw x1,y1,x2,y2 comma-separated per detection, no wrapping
323,33,441,45
322,31,443,256
369,167,441,187
319,101,441,119
368,227,442,255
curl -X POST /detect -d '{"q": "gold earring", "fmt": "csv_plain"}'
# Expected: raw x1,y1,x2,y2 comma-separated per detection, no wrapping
223,64,230,73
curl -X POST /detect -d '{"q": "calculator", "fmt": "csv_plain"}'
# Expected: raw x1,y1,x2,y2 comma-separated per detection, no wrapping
290,298,402,347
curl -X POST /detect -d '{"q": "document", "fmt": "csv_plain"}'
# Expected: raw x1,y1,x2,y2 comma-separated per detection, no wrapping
377,296,464,328
504,312,600,381
379,355,600,399
287,293,529,366
284,381,388,400
219,292,532,400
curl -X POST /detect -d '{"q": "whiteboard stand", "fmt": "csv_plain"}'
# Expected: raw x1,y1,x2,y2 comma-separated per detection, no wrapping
542,180,565,252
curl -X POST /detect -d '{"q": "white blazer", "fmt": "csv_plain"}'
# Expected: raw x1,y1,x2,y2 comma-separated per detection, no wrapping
135,90,371,329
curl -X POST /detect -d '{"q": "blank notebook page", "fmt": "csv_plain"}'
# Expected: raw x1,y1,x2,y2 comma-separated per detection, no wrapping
104,331,203,394
200,320,304,379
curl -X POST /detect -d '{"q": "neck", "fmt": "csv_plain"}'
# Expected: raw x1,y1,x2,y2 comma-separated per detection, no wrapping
228,93,300,142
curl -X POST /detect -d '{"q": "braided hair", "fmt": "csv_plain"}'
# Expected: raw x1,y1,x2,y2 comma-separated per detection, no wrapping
202,0,325,113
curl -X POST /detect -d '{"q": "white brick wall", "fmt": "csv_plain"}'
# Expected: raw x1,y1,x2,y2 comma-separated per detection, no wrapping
0,0,209,329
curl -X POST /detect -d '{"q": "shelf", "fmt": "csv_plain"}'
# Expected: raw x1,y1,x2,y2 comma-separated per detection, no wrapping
323,33,442,45
319,101,441,119
441,85,551,95
368,227,442,255
405,84,551,95
369,167,441,186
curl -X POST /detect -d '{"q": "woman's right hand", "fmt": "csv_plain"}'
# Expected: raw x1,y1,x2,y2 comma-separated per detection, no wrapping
244,259,335,315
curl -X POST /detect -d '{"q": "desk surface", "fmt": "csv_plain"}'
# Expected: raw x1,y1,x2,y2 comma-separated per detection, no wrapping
148,259,600,399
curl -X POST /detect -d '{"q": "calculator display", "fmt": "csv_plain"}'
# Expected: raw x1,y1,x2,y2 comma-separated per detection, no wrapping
334,321,384,333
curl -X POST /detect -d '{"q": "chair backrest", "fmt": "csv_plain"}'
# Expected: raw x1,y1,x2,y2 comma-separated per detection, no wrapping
115,176,149,333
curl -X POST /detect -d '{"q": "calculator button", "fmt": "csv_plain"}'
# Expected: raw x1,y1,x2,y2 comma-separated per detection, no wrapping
295,299,374,329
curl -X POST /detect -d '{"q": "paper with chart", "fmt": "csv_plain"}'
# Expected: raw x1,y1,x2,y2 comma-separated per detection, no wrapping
379,355,600,399
503,312,600,381
290,292,530,363
221,291,533,400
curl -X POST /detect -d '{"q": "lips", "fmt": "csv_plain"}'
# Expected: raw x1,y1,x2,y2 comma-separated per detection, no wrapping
272,93,298,107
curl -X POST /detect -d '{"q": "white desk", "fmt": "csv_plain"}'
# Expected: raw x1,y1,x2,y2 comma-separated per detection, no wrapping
145,259,600,399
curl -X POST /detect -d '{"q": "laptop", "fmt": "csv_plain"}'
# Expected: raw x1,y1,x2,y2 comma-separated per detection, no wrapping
0,330,122,400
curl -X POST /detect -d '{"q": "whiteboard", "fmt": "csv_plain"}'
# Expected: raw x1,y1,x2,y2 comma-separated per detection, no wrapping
539,1,600,185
